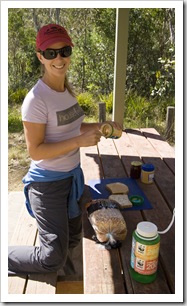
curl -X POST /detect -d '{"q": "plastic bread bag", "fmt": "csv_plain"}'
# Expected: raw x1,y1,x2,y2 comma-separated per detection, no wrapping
86,199,127,248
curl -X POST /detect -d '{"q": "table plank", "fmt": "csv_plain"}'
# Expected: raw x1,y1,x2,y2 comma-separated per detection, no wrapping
142,156,175,210
98,137,128,178
80,144,126,294
125,129,161,158
25,273,57,294
141,128,175,159
141,128,175,174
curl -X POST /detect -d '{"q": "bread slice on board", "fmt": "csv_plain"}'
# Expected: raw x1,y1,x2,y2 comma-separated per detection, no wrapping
109,194,133,209
106,182,129,194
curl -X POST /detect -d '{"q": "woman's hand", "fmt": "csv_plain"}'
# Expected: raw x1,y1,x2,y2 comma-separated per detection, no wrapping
77,129,102,147
23,121,102,160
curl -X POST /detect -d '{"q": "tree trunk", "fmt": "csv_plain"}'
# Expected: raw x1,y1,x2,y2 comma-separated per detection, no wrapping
56,8,60,24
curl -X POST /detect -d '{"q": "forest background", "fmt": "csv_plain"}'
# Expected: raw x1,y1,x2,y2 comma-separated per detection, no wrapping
8,8,175,190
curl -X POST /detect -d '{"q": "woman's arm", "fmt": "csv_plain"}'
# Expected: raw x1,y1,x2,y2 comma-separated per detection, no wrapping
23,121,102,161
81,121,122,134
80,122,102,133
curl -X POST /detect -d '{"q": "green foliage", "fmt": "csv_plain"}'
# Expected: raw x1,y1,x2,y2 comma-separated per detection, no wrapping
125,91,150,125
8,8,175,137
77,92,97,116
99,92,113,113
8,8,175,101
150,48,175,99
127,8,175,101
8,9,40,91
8,107,23,132
9,88,28,105
124,89,175,131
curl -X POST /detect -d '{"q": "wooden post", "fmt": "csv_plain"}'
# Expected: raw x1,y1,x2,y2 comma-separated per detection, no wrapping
98,102,106,123
165,106,175,140
112,8,129,127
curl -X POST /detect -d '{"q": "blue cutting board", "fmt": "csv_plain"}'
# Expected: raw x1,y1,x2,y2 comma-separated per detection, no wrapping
88,177,152,211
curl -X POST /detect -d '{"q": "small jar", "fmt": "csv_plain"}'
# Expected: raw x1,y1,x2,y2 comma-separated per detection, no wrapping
130,221,160,283
141,163,155,184
130,161,142,179
100,123,122,139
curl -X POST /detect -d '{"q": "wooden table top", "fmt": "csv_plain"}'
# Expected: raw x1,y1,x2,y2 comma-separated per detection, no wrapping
80,128,175,295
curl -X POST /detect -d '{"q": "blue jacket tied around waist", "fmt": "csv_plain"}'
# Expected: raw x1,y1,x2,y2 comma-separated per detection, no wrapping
22,162,84,219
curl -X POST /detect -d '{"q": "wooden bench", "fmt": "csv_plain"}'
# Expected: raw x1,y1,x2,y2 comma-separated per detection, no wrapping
8,194,83,294
8,200,57,294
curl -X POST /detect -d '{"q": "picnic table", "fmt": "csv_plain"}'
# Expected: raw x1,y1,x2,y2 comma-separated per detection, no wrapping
8,127,175,299
80,127,175,295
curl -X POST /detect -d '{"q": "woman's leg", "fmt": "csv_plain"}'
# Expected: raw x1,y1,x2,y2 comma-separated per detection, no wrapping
8,178,73,275
63,213,82,274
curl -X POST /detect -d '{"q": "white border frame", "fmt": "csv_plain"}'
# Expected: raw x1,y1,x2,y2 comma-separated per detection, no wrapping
1,1,183,303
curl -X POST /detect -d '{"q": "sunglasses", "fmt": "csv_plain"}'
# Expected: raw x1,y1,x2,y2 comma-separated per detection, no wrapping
39,46,72,60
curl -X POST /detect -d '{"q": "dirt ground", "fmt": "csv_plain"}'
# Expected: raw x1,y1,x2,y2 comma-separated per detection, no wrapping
8,132,30,192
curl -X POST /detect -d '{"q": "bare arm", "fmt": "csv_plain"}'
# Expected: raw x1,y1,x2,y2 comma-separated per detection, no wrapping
81,121,122,134
23,121,102,161
80,122,102,133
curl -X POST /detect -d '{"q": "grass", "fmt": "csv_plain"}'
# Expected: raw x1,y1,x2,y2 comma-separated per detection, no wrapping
8,105,23,133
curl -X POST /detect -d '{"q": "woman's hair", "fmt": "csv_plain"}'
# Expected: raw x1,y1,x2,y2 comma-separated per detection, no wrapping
64,75,76,97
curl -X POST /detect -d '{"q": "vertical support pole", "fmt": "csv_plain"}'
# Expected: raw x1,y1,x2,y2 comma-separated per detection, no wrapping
112,8,129,127
165,106,175,140
98,102,106,123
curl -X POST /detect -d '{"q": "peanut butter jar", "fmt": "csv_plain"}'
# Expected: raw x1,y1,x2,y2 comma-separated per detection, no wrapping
141,163,155,184
100,123,122,139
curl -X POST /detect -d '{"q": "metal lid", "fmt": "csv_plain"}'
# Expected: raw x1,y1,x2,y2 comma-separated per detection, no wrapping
131,161,142,167
136,221,158,238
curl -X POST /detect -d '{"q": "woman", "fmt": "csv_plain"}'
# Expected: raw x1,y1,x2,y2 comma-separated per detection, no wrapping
8,24,122,275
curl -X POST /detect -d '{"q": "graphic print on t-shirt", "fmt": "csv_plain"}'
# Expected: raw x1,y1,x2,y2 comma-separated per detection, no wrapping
56,103,84,126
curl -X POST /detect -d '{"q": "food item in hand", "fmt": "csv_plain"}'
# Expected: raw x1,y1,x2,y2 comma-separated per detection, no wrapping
100,123,122,139
109,194,133,209
106,182,129,194
86,199,127,247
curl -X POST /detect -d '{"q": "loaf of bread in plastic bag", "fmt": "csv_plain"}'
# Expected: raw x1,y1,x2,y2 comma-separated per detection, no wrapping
86,199,127,247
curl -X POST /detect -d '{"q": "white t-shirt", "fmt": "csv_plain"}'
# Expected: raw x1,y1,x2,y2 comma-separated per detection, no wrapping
22,79,85,172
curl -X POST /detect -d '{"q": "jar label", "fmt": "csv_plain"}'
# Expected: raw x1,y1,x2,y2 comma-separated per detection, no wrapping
134,257,158,275
135,242,160,260
131,238,160,275
148,173,154,182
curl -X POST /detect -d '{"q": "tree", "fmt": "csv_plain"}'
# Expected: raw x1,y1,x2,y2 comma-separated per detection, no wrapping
126,8,175,101
8,8,175,105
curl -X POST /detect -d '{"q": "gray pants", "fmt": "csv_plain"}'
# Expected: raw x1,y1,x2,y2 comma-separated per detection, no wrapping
8,177,82,275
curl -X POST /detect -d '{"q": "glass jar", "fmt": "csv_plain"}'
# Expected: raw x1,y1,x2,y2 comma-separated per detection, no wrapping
100,123,122,139
130,161,142,179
